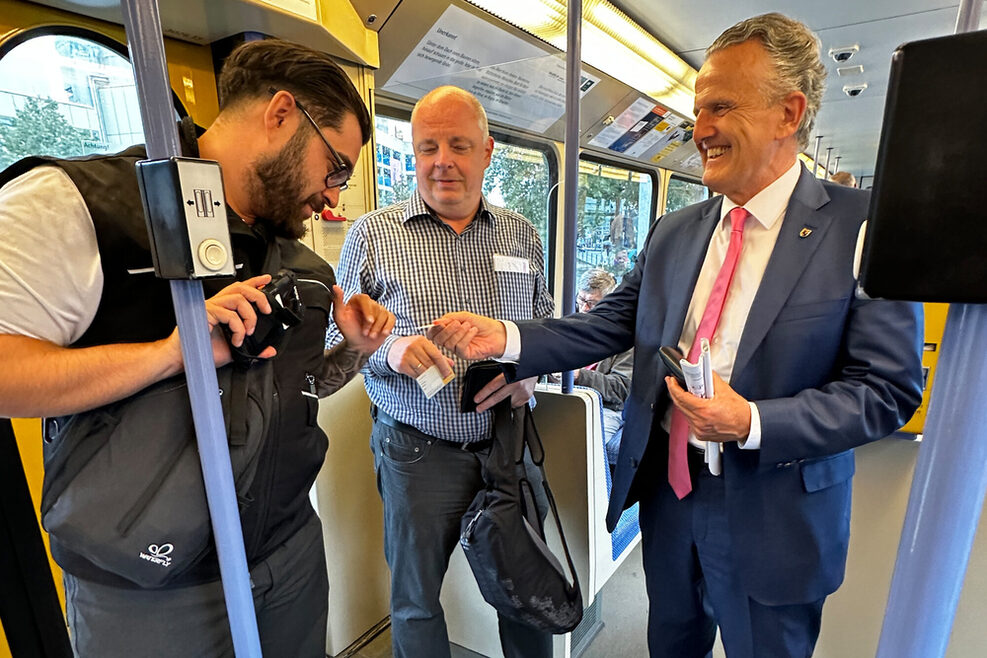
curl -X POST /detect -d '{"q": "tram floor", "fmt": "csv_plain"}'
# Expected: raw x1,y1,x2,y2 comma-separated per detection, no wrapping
350,543,653,658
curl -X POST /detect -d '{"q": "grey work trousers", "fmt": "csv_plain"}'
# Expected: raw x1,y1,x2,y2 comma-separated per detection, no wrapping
64,511,327,658
371,419,553,658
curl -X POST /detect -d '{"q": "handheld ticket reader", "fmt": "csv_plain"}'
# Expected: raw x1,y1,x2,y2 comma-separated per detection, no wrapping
858,29,987,302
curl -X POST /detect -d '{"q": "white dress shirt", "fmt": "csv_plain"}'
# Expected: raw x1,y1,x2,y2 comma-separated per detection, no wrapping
672,160,802,451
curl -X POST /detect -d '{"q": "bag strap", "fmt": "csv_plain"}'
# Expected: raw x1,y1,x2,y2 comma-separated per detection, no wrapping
225,235,281,446
519,406,581,595
228,365,249,446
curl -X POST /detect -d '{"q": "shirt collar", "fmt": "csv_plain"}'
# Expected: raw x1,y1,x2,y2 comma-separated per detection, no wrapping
719,159,802,229
401,190,495,227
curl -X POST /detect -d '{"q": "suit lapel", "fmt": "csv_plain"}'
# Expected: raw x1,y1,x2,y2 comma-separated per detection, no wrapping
663,198,723,346
732,168,834,378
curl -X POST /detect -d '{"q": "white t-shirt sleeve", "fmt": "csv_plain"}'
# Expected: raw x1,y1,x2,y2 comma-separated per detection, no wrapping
0,166,103,346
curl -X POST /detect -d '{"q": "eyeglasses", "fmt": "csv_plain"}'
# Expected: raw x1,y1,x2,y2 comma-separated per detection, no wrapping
269,88,351,191
576,293,600,310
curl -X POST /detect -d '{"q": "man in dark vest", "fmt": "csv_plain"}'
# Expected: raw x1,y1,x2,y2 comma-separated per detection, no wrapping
0,39,393,657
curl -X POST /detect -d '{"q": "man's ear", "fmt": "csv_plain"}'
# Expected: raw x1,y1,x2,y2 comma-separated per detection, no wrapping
264,90,297,134
776,90,807,141
483,135,494,166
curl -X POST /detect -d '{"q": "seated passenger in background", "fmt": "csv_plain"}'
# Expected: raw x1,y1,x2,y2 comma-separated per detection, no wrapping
830,170,857,187
0,39,394,658
574,268,633,468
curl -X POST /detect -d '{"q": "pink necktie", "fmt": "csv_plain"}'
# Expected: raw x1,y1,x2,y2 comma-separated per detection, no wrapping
667,207,749,499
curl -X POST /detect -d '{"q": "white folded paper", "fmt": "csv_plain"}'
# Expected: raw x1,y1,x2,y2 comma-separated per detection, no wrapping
679,338,722,476
416,365,455,399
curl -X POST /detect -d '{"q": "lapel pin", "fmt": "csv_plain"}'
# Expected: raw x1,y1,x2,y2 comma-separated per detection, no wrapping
799,227,813,238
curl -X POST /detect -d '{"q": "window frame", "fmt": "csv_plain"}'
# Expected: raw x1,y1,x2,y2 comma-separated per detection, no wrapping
572,152,660,288
578,152,660,225
665,173,710,215
0,25,189,123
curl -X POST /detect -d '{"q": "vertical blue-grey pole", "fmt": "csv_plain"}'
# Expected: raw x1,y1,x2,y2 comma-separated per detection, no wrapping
811,135,822,178
877,2,984,655
561,0,582,395
119,1,262,656
823,147,832,180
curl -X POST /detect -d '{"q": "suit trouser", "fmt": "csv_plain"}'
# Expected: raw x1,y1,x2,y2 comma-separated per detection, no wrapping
64,511,327,658
638,446,825,658
371,417,553,658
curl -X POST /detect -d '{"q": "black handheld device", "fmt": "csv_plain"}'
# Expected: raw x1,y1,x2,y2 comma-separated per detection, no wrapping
224,269,304,365
659,346,686,385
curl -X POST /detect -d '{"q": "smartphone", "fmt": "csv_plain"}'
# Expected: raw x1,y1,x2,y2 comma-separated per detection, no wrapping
659,346,686,385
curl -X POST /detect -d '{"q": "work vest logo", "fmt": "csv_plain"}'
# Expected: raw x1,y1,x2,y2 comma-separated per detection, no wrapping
139,543,174,568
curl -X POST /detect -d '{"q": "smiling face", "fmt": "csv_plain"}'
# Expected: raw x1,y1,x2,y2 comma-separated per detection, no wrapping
693,40,802,205
411,92,493,224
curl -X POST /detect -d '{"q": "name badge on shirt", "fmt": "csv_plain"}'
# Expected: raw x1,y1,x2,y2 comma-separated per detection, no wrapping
493,254,530,274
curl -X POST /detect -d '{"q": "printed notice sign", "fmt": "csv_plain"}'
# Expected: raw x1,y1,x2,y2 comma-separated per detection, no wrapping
590,97,692,160
382,4,599,133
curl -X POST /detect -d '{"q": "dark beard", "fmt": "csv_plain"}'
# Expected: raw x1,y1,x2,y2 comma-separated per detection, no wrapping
248,126,323,239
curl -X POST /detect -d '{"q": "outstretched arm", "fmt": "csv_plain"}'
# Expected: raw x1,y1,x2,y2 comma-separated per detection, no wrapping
0,275,275,418
429,313,506,361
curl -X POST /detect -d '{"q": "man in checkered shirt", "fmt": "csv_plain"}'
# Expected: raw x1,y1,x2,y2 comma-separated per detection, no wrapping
328,86,554,658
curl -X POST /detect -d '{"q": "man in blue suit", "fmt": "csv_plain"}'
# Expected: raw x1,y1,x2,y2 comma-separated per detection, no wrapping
431,13,924,657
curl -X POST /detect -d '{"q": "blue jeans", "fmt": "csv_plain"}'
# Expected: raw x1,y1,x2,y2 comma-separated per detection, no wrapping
602,407,625,468
371,419,552,658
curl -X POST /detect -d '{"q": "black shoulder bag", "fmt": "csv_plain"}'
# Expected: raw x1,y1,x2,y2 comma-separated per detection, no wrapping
460,396,583,633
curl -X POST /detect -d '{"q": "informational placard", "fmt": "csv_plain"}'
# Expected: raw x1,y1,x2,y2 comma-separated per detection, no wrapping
589,97,693,162
382,4,599,133
256,0,318,21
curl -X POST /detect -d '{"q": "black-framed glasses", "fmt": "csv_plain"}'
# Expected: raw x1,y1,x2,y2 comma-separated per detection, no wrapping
577,293,600,310
269,87,351,191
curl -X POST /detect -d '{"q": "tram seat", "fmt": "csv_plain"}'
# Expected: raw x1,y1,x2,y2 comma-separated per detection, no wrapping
537,383,641,589
579,383,642,563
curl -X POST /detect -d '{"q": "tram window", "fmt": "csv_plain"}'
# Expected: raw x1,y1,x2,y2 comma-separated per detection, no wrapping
374,113,554,277
665,174,709,214
576,159,656,285
0,32,147,169
482,140,554,274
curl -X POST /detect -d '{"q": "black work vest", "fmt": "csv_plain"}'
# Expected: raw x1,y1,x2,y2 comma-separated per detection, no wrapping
0,133,336,587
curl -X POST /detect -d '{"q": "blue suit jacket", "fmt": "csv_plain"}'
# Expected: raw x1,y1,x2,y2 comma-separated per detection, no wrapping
515,167,923,605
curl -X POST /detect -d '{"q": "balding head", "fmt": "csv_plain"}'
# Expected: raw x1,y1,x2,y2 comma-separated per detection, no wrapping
412,86,489,139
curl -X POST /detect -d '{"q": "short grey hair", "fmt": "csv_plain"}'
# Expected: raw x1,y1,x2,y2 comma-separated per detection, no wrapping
830,171,856,187
579,268,617,295
707,13,826,150
411,85,489,139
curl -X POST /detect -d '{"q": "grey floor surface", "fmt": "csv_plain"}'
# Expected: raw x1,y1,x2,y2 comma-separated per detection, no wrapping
347,543,650,658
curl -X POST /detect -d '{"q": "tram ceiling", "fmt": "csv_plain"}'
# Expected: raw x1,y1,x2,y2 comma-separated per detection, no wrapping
26,0,379,66
611,0,986,181
374,0,706,178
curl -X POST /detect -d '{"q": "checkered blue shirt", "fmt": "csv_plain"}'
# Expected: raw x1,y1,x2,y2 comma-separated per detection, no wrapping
328,191,554,443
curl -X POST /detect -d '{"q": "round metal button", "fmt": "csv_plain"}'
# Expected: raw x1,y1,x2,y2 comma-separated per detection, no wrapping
197,239,227,271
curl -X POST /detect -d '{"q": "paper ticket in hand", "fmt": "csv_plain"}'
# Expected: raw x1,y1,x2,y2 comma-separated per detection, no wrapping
416,366,455,399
